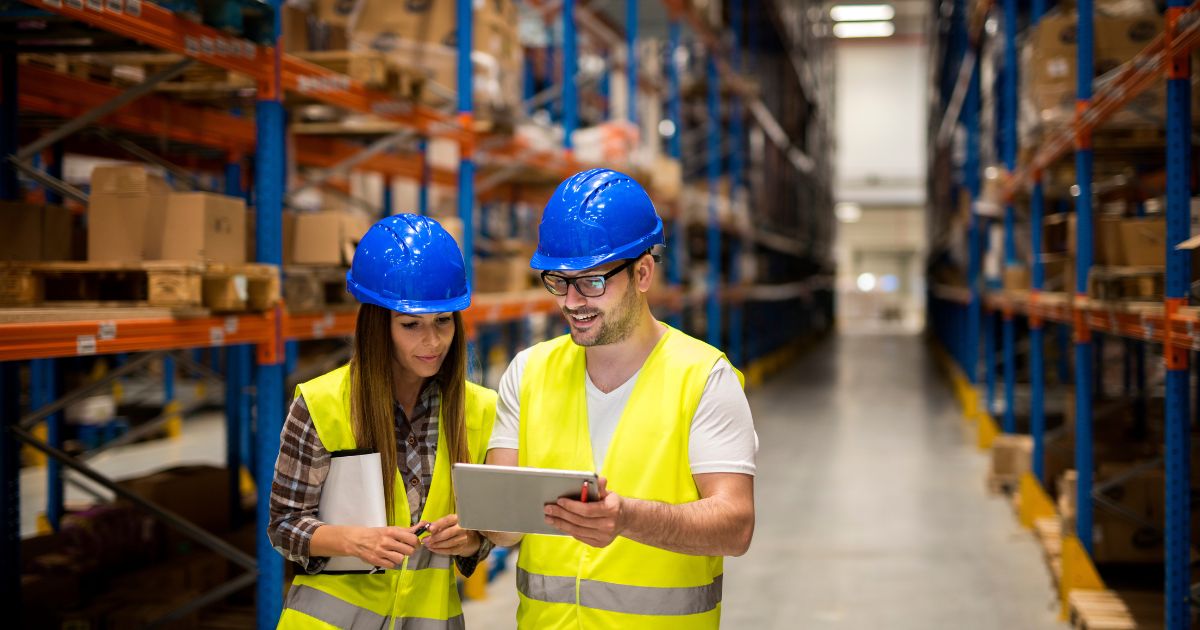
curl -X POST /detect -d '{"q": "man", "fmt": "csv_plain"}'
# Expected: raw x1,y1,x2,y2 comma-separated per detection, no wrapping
485,168,758,628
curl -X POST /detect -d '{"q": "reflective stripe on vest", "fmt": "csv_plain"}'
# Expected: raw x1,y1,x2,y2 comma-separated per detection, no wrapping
392,615,465,630
286,584,389,630
516,568,723,616
406,546,453,572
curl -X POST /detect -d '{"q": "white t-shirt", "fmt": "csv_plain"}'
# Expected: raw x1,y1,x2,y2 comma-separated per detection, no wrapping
487,347,758,475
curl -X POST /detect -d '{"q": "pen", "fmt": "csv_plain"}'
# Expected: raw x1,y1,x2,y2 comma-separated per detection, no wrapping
413,523,430,537
580,481,589,503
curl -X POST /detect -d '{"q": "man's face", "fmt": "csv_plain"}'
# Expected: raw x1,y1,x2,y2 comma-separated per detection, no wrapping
549,259,644,347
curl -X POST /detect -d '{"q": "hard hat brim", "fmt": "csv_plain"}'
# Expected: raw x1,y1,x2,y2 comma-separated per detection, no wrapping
346,275,472,314
529,222,665,272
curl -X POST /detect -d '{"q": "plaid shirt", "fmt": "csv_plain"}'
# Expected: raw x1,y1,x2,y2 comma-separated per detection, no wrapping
268,380,491,575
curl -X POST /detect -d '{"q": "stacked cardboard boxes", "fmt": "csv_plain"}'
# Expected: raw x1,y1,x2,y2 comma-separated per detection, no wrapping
87,166,248,265
1020,10,1180,143
0,201,74,261
340,0,522,118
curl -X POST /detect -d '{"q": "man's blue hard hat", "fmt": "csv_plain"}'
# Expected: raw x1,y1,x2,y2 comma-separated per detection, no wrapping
346,214,471,314
530,168,665,271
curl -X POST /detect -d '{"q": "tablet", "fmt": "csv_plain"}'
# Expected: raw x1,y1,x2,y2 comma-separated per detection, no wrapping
452,463,599,536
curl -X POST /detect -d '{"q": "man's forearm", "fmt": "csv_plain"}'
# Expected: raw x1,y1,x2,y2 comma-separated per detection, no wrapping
620,495,753,557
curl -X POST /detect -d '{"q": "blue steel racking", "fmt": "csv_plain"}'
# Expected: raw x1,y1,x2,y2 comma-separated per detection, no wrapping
0,0,831,626
929,0,1197,626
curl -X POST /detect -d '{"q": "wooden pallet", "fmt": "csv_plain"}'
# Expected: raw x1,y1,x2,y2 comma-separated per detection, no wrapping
292,50,399,91
0,262,279,312
986,472,1019,495
1067,590,1164,630
283,266,354,313
1087,266,1164,303
1033,517,1063,586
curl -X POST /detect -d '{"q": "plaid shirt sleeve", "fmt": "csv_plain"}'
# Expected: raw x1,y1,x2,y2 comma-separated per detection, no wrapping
268,393,332,575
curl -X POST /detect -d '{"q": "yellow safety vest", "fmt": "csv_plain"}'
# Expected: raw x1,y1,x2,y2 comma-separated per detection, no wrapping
515,326,743,629
278,365,497,630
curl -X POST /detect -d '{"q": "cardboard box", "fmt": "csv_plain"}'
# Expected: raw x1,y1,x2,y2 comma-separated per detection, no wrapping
651,157,684,202
291,211,370,265
475,256,534,293
88,194,153,262
1023,13,1165,135
315,0,358,26
1065,214,1125,265
1002,266,1031,291
160,193,247,264
118,465,231,551
88,166,172,263
0,202,73,261
993,434,1032,480
351,0,518,48
350,0,522,114
281,3,310,53
90,165,171,196
1119,217,1166,267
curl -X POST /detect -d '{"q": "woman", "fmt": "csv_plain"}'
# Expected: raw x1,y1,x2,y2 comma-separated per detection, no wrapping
269,214,497,629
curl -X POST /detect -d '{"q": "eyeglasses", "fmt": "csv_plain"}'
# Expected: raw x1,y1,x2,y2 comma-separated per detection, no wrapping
541,258,638,298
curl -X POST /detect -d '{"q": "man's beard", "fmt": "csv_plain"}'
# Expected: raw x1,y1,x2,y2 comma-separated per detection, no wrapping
565,277,641,347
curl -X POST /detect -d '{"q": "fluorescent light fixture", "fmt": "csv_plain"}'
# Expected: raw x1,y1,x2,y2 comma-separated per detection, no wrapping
830,4,895,22
835,202,863,223
833,20,896,38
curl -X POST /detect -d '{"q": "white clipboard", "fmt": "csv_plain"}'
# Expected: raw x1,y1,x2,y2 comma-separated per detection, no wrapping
318,449,388,573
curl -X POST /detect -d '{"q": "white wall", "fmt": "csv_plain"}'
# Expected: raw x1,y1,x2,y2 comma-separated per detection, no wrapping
835,207,927,332
834,40,928,207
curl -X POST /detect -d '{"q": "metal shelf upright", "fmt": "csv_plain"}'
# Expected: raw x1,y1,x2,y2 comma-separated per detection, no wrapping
1162,0,1192,624
253,0,286,624
1073,0,1097,558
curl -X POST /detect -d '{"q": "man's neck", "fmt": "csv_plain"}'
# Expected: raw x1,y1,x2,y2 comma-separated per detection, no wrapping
583,309,667,393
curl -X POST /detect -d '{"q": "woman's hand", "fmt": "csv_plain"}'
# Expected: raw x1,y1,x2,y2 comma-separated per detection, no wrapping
324,525,422,569
423,514,482,557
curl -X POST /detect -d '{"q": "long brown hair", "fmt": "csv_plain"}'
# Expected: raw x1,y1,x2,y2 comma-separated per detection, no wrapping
349,303,470,519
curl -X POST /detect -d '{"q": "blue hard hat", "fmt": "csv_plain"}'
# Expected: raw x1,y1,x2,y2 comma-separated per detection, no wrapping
345,214,471,314
531,168,665,271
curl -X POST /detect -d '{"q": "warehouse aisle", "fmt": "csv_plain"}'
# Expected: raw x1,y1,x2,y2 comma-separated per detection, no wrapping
464,334,1063,629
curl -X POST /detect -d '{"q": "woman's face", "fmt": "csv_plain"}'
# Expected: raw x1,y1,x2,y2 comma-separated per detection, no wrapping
390,312,455,379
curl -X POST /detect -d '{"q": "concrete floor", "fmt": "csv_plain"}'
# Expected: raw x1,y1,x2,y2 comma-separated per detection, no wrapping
462,334,1064,629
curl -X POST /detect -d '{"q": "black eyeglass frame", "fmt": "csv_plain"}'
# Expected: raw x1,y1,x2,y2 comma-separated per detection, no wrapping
540,257,640,298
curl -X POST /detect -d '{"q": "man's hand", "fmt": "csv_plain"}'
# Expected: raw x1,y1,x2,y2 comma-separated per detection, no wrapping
543,477,626,547
423,514,482,556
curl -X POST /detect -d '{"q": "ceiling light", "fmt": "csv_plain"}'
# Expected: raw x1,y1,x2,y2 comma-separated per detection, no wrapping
833,21,896,38
830,4,895,22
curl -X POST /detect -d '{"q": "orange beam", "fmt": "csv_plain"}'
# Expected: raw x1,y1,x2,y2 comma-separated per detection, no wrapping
16,63,462,183
18,64,254,152
19,0,467,140
0,314,274,361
